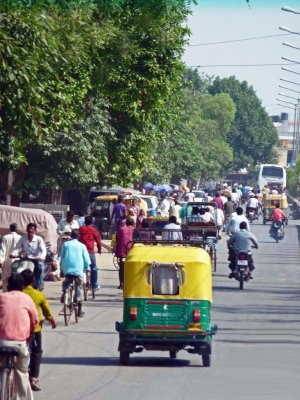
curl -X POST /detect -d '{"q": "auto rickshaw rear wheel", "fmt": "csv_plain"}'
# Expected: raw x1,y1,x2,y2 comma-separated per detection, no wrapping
169,350,177,359
202,354,211,367
120,351,130,365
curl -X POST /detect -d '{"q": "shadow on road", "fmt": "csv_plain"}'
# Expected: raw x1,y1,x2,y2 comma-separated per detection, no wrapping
42,356,196,367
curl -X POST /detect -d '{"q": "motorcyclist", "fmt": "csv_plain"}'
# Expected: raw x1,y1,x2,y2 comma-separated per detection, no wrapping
10,223,46,291
227,221,258,278
269,203,286,238
246,194,259,218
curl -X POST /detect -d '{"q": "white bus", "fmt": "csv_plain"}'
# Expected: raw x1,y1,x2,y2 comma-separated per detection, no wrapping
257,164,286,191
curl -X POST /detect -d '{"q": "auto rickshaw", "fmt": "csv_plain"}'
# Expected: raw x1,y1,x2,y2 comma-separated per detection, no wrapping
183,202,219,272
262,193,289,225
116,240,217,366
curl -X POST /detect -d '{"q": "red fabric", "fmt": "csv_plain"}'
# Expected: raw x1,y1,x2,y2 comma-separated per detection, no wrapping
0,291,38,340
213,197,224,210
115,226,134,258
79,225,101,254
270,208,286,221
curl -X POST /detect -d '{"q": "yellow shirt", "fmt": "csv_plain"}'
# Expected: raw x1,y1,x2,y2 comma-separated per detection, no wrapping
23,285,54,333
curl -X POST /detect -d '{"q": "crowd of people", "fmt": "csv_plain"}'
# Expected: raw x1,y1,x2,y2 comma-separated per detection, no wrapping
0,180,285,397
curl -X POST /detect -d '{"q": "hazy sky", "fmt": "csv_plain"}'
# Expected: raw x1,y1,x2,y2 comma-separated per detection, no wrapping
183,0,300,117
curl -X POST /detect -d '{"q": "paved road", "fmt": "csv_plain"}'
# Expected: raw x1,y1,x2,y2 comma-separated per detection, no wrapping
35,218,300,400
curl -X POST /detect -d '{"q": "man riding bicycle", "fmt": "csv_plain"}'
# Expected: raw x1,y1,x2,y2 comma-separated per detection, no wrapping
60,229,90,317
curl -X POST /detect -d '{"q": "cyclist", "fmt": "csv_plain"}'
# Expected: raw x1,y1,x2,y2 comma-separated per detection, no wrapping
0,273,38,400
79,215,102,291
60,229,90,317
21,269,56,392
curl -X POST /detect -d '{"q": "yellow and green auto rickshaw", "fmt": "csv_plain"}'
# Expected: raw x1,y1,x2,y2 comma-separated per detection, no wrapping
116,241,217,366
263,193,289,225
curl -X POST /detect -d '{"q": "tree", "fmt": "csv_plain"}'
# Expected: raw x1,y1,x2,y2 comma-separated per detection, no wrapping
208,76,278,171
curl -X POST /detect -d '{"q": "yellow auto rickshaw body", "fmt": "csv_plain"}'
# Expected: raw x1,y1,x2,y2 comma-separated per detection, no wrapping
116,243,217,366
124,245,212,301
263,193,288,224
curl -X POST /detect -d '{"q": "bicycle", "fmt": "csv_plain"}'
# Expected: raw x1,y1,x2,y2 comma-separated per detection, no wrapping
0,346,20,400
83,269,95,300
62,274,80,326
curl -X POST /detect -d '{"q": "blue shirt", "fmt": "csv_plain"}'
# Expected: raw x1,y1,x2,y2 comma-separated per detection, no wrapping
61,239,90,278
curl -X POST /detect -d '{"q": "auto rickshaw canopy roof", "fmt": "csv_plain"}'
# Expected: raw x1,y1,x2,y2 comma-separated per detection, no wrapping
263,194,288,209
124,245,212,302
95,195,118,201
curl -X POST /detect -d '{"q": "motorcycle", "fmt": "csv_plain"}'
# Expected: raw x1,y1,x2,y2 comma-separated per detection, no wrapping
11,251,35,274
228,250,254,290
270,220,284,243
247,207,258,223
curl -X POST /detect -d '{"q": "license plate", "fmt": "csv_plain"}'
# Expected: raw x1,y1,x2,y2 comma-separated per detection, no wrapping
238,260,248,265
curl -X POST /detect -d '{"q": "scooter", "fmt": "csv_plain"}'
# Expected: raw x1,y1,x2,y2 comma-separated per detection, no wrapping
11,251,35,274
270,221,284,243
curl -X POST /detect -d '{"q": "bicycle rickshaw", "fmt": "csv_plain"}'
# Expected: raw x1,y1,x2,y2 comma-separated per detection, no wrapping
116,238,217,366
262,193,289,225
183,202,219,272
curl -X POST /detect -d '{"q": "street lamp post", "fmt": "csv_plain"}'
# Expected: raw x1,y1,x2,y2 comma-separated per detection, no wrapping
281,67,300,76
282,6,300,15
279,26,300,35
283,42,300,51
280,77,300,86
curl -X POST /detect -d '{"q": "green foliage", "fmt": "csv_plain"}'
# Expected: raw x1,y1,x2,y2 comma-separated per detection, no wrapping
208,76,278,171
1,0,192,194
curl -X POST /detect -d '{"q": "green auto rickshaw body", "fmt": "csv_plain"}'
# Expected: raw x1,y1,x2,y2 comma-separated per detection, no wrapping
116,244,217,365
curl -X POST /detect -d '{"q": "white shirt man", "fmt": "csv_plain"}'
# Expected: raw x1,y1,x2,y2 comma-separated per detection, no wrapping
57,211,79,236
227,210,250,235
231,192,239,203
162,216,183,241
0,223,21,292
169,201,182,224
247,197,259,209
159,197,170,216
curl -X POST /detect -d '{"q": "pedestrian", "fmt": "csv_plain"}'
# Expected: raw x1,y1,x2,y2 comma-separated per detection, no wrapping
0,223,21,292
11,223,46,291
111,195,126,232
0,273,38,400
56,210,80,256
79,215,101,291
115,218,134,289
169,199,182,225
21,269,56,391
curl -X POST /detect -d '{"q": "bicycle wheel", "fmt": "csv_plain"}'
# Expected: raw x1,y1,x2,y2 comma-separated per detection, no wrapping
63,289,73,326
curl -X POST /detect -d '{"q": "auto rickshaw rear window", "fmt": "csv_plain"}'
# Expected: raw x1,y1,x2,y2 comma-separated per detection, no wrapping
149,263,184,296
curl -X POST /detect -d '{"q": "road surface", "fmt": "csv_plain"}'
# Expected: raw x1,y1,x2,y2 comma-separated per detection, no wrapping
35,217,300,400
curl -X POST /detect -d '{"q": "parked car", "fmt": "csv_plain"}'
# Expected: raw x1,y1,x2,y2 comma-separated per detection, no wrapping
192,191,206,202
140,195,159,216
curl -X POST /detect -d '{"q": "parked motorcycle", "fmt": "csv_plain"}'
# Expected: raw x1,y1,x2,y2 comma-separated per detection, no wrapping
270,221,284,243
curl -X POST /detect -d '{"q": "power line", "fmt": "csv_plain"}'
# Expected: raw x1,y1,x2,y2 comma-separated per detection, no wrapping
189,63,297,68
188,33,291,47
